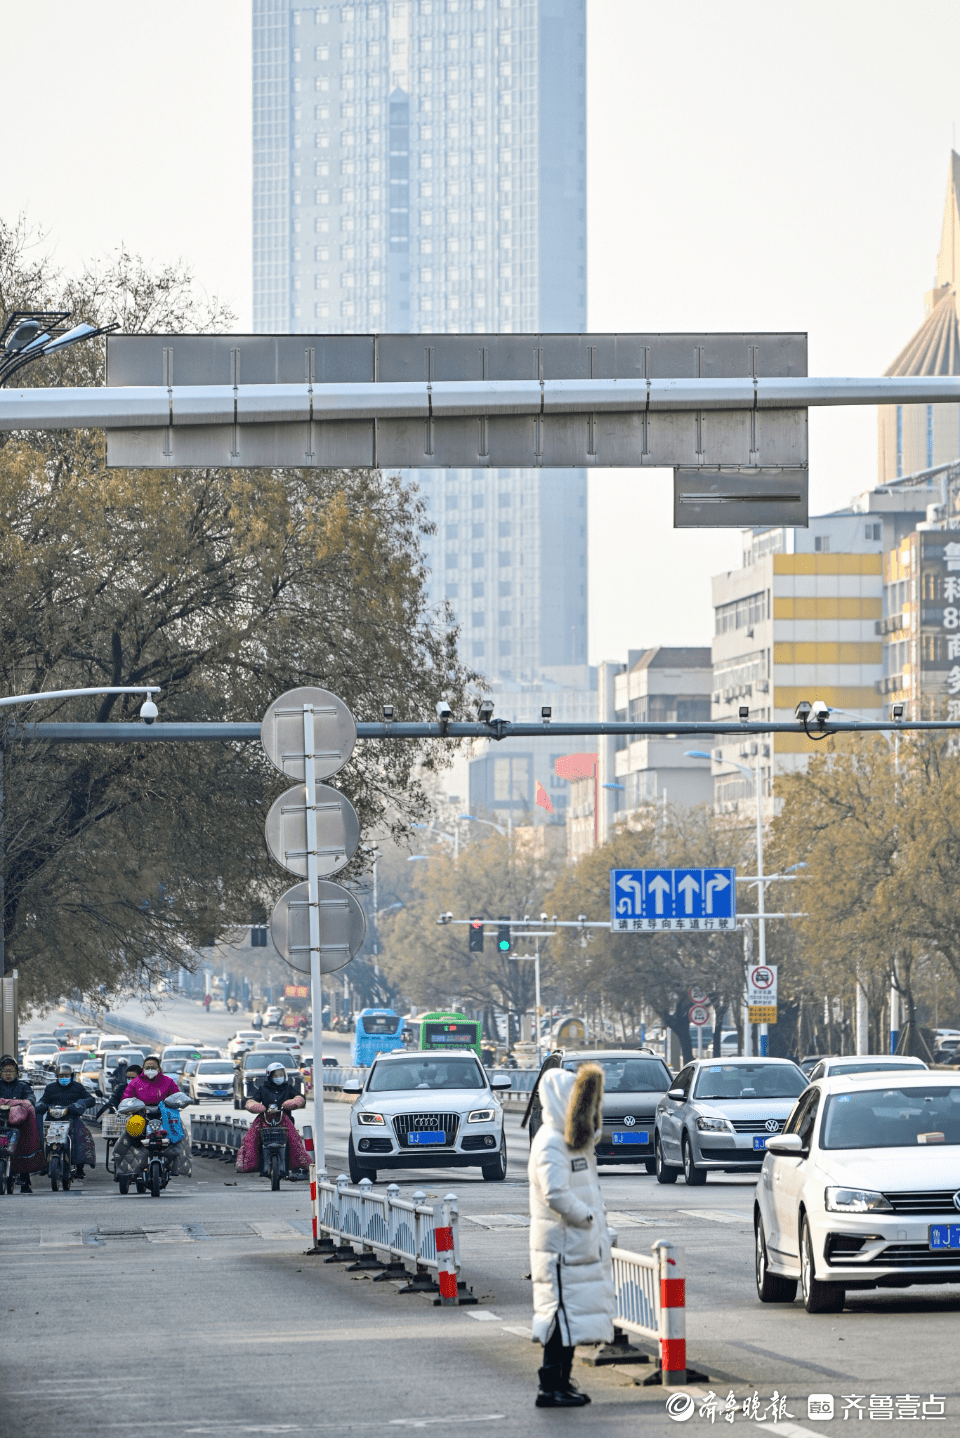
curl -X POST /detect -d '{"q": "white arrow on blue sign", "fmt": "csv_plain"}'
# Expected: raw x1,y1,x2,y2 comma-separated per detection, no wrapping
610,867,737,932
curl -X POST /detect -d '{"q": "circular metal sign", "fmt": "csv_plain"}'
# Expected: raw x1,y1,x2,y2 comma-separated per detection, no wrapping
260,686,357,782
270,879,366,976
689,1003,710,1026
688,985,707,1003
264,782,360,878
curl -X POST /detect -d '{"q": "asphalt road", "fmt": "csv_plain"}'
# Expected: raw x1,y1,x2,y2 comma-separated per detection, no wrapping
6,1002,959,1436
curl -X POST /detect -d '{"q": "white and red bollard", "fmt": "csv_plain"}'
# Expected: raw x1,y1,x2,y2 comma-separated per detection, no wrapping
654,1239,686,1386
434,1196,458,1306
304,1126,319,1246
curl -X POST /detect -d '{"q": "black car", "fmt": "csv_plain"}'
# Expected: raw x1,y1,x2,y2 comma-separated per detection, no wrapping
233,1050,303,1108
523,1048,672,1172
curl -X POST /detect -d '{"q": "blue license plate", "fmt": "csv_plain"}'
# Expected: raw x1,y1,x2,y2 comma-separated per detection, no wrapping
407,1131,445,1146
612,1131,649,1145
753,1136,770,1151
930,1225,960,1250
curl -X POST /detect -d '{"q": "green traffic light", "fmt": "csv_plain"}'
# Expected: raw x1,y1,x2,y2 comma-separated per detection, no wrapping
499,940,510,951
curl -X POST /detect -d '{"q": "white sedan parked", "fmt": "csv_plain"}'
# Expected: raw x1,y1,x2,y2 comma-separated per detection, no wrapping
755,1071,960,1314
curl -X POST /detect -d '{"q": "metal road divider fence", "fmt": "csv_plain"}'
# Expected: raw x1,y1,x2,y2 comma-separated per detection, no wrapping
609,1239,687,1386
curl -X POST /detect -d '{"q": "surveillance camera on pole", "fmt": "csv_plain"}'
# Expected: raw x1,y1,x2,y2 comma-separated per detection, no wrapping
139,698,159,725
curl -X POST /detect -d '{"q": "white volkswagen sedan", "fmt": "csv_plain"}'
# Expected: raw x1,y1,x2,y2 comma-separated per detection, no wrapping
343,1050,511,1183
755,1071,960,1314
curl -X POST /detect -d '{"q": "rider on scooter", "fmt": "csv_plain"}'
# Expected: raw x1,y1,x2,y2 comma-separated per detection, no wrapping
112,1055,192,1182
35,1064,97,1178
236,1061,309,1175
0,1055,44,1193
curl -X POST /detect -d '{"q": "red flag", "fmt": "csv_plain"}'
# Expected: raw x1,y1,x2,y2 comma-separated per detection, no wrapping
535,781,554,813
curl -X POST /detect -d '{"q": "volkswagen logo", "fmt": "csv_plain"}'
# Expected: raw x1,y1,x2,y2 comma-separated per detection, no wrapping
953,1190,960,1212
764,1119,781,1133
624,1115,636,1127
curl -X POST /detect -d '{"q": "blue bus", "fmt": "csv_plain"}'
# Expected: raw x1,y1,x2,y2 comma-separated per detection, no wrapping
351,1008,406,1066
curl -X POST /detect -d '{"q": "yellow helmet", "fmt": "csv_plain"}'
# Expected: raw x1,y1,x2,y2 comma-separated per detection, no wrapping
125,1114,146,1138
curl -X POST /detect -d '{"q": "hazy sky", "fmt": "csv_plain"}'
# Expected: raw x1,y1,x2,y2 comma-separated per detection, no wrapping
5,1,960,665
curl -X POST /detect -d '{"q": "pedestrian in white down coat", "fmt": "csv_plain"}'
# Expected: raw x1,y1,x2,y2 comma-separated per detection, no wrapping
527,1064,616,1408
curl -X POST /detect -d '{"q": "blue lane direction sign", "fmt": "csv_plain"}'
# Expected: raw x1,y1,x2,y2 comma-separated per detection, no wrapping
610,867,737,932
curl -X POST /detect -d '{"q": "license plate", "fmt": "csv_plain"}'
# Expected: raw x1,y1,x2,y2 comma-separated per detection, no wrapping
753,1136,771,1151
612,1131,649,1145
930,1225,960,1250
45,1122,70,1142
407,1131,445,1146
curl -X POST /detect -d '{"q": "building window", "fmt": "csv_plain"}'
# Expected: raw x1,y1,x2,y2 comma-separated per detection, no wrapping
714,590,770,635
498,580,511,597
498,551,511,566
865,523,881,541
814,535,830,553
472,641,485,658
922,633,943,663
471,553,484,568
446,524,459,540
472,581,484,597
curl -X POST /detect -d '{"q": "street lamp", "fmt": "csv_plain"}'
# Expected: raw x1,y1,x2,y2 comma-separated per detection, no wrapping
685,747,769,1057
411,820,460,860
0,310,118,388
459,811,511,839
0,684,162,980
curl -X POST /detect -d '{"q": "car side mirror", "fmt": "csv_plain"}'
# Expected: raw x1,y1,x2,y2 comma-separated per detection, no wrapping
765,1134,805,1156
491,1073,511,1089
666,1087,685,1101
342,1079,362,1095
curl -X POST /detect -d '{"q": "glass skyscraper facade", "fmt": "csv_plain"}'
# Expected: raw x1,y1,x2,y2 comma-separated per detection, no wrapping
253,0,587,690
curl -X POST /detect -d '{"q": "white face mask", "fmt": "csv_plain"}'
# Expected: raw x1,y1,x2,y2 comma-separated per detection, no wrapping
270,1073,285,1085
144,1068,159,1079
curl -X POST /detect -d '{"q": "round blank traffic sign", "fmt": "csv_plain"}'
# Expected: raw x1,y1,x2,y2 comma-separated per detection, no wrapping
270,879,366,975
264,782,360,878
261,686,357,782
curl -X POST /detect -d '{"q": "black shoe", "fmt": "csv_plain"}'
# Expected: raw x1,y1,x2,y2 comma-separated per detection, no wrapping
19,1180,32,1194
562,1379,591,1405
536,1389,590,1408
74,1166,85,1179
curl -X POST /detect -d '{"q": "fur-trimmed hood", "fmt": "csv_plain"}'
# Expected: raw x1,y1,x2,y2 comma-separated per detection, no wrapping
537,1065,604,1152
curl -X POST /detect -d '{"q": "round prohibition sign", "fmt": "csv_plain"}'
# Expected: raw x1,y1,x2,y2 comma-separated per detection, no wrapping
750,965,775,992
689,1003,710,1026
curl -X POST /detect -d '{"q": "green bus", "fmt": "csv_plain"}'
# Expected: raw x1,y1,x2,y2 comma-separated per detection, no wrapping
417,1011,482,1059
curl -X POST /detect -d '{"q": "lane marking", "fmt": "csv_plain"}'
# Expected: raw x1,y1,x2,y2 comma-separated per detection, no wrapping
677,1208,748,1223
466,1310,501,1321
248,1220,303,1239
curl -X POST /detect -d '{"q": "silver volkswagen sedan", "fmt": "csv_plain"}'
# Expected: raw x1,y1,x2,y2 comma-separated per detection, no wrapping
655,1056,807,1185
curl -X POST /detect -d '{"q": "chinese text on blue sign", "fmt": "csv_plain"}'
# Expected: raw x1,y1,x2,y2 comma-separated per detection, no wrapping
609,868,737,932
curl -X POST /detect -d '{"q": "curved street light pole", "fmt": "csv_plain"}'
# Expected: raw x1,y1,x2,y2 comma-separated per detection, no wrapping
0,311,119,389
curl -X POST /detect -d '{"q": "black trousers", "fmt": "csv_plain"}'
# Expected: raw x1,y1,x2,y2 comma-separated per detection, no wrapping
541,1322,574,1388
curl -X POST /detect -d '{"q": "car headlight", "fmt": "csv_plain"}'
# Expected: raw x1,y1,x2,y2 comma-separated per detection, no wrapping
824,1186,894,1213
357,1111,385,1126
467,1109,496,1123
696,1116,731,1132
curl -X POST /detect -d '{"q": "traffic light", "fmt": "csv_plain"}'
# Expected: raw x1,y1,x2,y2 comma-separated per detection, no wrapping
497,917,512,954
251,925,268,948
469,917,484,952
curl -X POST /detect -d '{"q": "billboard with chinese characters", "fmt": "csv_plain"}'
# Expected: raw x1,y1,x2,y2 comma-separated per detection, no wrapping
883,532,960,718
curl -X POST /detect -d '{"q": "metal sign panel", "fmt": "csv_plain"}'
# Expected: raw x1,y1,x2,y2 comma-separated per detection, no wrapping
264,782,360,878
746,964,778,1005
104,331,807,476
270,879,366,975
610,867,737,932
674,467,808,528
260,687,356,782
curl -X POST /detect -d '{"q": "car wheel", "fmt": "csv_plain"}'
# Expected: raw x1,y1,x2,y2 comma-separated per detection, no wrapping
682,1134,707,1186
655,1136,679,1184
347,1136,366,1185
801,1217,844,1314
482,1134,508,1181
643,1158,657,1176
755,1212,797,1303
